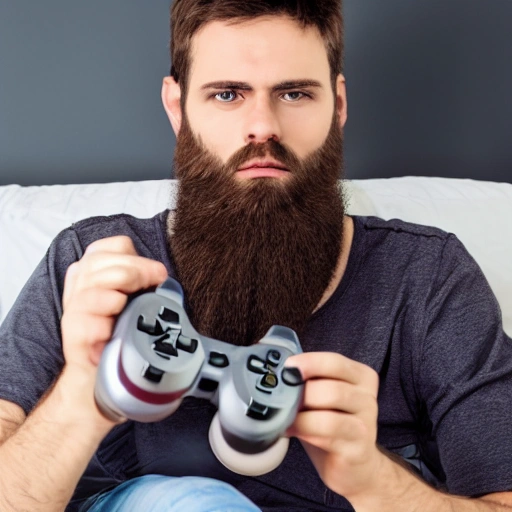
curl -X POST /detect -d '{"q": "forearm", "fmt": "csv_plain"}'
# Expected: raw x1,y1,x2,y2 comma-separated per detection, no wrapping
347,452,512,512
0,367,115,512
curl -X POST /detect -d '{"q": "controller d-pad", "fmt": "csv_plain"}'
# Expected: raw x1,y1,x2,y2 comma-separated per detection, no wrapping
177,336,198,354
158,306,180,324
152,334,178,358
137,315,164,336
247,356,267,374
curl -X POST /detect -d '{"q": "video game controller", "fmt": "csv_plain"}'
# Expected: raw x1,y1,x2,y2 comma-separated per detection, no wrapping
94,277,304,476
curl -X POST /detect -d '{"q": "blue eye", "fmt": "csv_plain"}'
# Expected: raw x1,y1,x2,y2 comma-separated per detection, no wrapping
283,92,305,102
215,91,237,102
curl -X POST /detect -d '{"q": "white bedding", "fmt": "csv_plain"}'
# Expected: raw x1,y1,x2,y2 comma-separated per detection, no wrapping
1,177,511,335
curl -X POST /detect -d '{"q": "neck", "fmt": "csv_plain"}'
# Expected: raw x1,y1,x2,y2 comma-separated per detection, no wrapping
314,215,354,312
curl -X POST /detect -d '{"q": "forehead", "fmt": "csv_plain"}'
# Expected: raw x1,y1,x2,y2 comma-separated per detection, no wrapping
188,16,331,86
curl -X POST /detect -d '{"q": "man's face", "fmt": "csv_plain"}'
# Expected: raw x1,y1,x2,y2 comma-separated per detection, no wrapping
167,15,346,175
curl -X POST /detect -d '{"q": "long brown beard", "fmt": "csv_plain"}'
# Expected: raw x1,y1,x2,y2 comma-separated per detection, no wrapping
169,116,345,346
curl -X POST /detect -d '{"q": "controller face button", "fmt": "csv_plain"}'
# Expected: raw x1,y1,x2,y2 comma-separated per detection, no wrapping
198,378,219,393
208,351,230,368
261,372,278,389
266,350,281,367
142,364,164,383
281,367,304,387
177,336,199,354
247,356,267,374
152,334,178,359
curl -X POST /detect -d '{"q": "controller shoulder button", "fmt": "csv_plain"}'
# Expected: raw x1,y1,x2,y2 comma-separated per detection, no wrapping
208,351,229,368
281,367,304,387
247,355,267,374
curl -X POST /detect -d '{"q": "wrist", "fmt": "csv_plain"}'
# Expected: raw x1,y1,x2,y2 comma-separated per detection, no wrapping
344,450,406,511
345,450,443,512
49,364,119,437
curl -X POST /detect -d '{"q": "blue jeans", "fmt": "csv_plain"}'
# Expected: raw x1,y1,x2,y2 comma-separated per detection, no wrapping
80,475,261,512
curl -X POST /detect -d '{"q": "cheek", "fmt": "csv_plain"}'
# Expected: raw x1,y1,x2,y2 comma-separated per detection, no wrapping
283,112,332,160
187,111,242,164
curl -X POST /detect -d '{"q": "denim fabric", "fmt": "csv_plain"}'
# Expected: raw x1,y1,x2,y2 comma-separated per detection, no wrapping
80,475,261,512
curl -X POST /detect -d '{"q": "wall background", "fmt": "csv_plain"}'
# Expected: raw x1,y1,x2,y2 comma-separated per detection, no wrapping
0,0,511,186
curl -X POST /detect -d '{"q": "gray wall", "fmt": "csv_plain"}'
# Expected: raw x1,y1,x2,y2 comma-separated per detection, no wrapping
0,0,174,185
1,0,511,186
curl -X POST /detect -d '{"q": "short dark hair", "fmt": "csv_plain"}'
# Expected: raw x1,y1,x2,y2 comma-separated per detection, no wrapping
170,0,344,95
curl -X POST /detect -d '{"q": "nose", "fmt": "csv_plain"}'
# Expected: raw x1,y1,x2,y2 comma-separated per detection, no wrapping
243,95,282,144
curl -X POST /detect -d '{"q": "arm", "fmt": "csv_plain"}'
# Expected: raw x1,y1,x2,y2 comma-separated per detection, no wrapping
0,236,168,512
351,451,512,512
286,352,512,512
0,372,116,512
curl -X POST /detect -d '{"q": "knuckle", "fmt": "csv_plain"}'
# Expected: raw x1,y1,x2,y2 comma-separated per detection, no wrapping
113,235,136,251
65,314,114,346
363,366,380,392
66,261,79,276
110,265,137,285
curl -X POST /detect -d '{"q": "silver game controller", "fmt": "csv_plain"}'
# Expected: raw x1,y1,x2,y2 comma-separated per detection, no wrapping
94,277,304,476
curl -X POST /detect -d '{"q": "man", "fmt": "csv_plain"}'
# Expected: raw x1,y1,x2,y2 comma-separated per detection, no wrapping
1,0,512,510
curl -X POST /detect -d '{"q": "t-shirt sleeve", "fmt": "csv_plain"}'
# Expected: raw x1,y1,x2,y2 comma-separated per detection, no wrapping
0,227,84,414
419,233,512,496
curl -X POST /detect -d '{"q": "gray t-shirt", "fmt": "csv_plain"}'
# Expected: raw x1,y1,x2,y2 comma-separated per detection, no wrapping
1,212,511,511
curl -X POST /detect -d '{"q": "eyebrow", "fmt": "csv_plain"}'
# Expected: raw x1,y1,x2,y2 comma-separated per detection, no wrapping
200,80,323,92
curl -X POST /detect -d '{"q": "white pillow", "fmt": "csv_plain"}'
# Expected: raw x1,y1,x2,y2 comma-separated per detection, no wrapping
1,177,511,336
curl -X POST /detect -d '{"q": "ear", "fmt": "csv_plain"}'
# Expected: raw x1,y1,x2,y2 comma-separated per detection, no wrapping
162,76,183,135
335,74,348,128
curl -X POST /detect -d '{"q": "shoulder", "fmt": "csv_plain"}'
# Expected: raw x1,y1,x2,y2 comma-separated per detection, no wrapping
351,215,459,269
56,210,171,259
70,210,169,242
355,215,451,241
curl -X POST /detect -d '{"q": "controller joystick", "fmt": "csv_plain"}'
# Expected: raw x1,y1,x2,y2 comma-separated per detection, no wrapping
94,277,304,475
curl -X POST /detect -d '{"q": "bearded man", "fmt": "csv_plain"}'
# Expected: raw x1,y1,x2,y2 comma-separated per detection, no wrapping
1,1,512,511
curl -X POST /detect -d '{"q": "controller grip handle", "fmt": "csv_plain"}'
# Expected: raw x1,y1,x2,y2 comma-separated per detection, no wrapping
208,413,290,476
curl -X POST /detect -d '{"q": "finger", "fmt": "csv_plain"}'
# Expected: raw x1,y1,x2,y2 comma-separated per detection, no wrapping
285,352,379,396
287,410,366,443
84,236,139,256
63,261,80,308
302,379,376,415
64,288,128,317
73,258,168,294
77,251,167,282
63,236,163,308
62,312,116,366
61,312,116,351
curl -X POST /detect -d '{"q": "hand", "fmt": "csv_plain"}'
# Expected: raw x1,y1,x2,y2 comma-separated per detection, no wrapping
285,352,384,500
60,236,168,422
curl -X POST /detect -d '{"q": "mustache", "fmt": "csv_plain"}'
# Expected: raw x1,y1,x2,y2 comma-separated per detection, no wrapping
220,139,303,176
